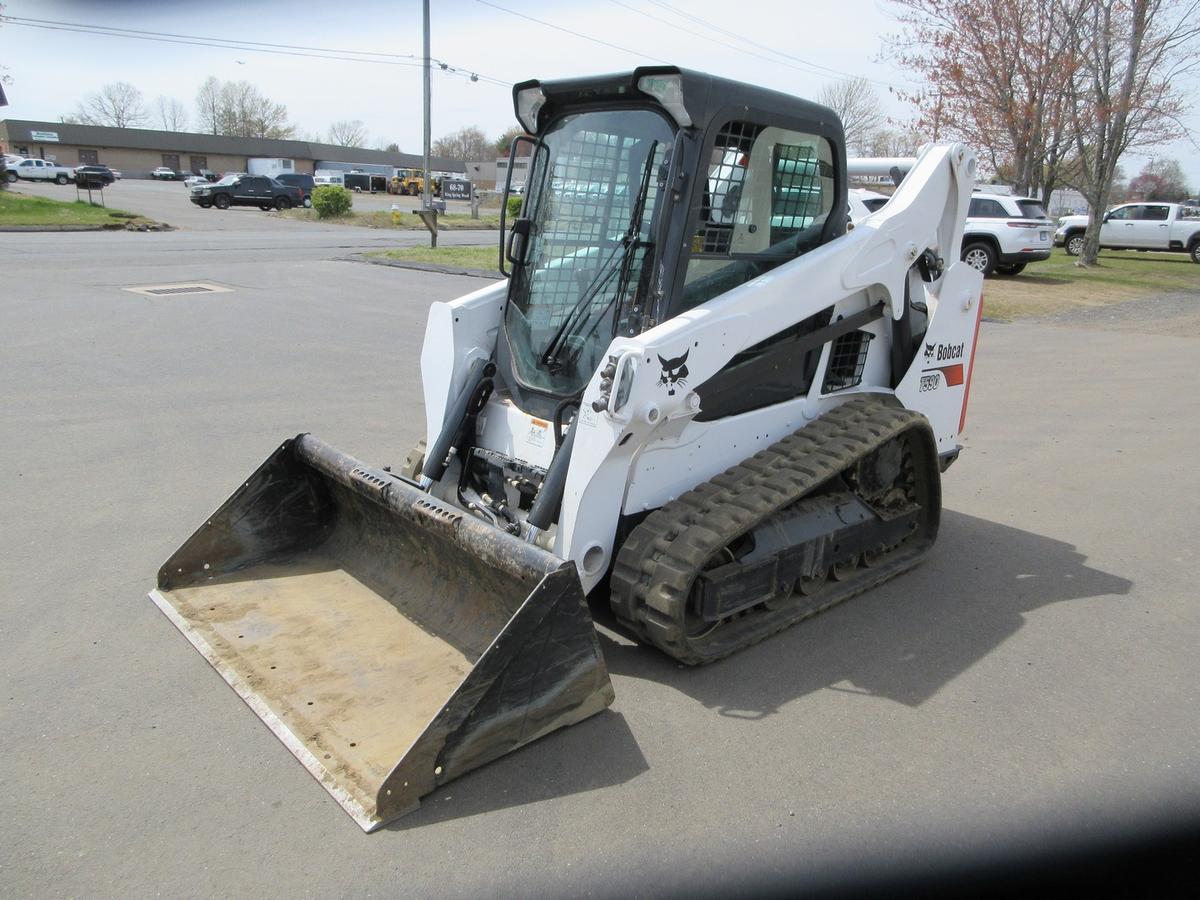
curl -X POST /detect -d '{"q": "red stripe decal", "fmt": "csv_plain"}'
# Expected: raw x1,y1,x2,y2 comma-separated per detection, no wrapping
958,293,984,434
931,364,964,386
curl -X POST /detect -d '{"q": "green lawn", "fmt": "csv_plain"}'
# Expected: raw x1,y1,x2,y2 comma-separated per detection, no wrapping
361,244,1198,318
0,191,149,227
984,248,1200,321
366,245,499,269
285,208,501,230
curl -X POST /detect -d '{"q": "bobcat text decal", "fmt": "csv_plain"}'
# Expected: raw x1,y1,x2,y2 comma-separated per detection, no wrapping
919,341,966,391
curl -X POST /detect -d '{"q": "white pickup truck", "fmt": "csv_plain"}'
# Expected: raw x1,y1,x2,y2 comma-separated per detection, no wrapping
3,157,76,185
1056,202,1200,263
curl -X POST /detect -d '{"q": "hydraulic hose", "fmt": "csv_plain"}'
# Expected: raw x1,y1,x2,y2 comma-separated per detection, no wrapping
527,418,576,531
421,357,495,483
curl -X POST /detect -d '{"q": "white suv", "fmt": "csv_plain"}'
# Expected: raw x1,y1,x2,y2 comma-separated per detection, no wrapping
961,192,1053,276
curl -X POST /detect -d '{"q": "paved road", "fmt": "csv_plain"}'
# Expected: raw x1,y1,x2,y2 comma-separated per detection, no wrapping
2,227,1198,896
9,177,486,231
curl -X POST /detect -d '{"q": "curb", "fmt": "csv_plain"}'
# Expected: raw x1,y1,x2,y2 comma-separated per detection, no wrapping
0,223,174,233
349,253,503,280
0,224,110,232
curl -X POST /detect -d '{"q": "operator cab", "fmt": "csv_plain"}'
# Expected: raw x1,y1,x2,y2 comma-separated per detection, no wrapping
497,66,846,417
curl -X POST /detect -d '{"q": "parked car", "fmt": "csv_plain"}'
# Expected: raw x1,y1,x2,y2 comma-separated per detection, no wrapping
1055,202,1200,263
273,172,315,208
72,165,117,187
4,157,75,184
151,166,178,180
189,174,304,210
182,170,219,188
847,188,890,223
959,192,1053,275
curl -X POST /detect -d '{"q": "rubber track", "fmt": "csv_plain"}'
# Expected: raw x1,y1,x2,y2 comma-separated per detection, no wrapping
609,394,937,665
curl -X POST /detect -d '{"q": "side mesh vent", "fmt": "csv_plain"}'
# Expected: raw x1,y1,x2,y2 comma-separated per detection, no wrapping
823,330,874,393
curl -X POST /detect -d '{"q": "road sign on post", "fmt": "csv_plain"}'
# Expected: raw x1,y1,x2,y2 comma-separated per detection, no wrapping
442,179,472,201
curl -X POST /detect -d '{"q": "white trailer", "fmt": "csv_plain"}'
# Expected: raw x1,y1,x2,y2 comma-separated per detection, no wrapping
247,158,295,177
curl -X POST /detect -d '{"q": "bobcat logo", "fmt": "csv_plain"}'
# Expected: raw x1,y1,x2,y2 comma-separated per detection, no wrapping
657,350,690,396
923,342,936,361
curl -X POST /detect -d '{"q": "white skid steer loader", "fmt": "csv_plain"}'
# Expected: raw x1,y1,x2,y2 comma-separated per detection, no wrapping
151,67,983,831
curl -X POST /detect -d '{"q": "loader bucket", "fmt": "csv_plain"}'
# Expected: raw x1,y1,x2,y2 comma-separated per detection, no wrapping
149,434,613,831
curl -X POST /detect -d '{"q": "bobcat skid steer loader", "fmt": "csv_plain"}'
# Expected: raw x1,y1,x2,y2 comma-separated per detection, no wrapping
151,67,983,831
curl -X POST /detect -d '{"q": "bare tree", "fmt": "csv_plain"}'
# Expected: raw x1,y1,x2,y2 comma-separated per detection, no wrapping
1063,0,1198,265
819,78,886,155
0,4,11,92
155,96,188,132
327,120,368,147
865,123,929,157
196,77,222,135
193,77,293,139
380,141,401,153
68,81,150,128
432,126,491,161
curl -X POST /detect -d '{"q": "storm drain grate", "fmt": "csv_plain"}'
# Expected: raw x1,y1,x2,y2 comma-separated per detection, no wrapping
123,282,233,297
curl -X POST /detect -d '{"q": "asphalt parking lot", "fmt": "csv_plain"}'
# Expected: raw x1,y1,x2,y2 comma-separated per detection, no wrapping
10,176,483,231
2,221,1199,896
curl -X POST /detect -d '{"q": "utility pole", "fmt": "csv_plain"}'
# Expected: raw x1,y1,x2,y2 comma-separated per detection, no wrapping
413,0,437,245
422,0,431,213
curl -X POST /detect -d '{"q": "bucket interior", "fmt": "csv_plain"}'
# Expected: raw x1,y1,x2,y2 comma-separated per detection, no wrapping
152,438,612,830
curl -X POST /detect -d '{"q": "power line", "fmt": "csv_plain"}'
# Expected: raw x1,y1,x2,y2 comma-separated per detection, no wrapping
605,0,880,82
0,15,511,86
640,0,895,87
473,0,668,64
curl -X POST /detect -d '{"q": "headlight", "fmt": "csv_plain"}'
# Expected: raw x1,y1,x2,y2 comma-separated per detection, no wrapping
514,84,546,133
637,72,692,127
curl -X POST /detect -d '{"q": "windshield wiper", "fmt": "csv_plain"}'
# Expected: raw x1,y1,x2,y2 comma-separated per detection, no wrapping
539,141,659,374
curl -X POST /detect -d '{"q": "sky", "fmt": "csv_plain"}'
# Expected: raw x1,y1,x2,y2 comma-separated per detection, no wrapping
1,0,1196,187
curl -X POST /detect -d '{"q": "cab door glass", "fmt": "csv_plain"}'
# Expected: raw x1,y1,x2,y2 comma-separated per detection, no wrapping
683,121,834,310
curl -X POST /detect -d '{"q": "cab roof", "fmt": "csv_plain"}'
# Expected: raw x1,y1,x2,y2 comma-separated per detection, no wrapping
513,66,843,141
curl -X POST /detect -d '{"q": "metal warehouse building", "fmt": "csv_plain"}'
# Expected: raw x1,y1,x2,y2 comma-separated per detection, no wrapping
0,119,465,180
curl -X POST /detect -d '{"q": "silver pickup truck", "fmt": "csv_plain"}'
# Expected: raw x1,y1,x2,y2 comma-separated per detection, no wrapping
3,156,76,185
1056,202,1200,263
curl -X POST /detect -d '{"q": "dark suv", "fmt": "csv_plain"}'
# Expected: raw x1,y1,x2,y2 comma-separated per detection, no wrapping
189,175,304,211
273,173,315,208
73,165,117,187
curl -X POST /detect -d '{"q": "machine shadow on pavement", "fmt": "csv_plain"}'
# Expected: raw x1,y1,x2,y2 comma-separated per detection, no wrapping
386,710,647,830
592,511,1134,718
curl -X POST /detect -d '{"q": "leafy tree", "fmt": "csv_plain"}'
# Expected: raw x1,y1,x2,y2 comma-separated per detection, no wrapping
889,0,1081,200
493,126,529,157
380,142,401,153
1128,158,1191,202
1062,0,1198,264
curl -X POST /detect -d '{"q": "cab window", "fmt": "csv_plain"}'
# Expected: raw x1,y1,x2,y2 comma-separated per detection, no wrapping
1107,206,1139,220
1140,205,1169,221
682,121,834,309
